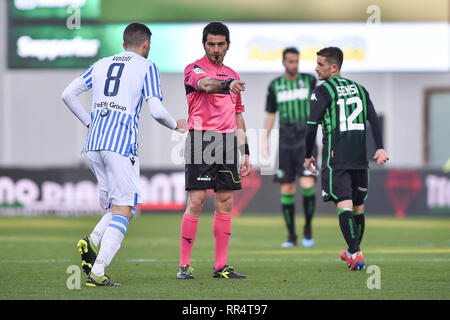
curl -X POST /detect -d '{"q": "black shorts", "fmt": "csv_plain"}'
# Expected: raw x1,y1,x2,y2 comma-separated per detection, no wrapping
185,130,242,191
321,167,369,205
274,142,318,183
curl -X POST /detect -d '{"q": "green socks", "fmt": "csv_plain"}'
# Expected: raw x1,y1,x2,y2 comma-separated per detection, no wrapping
281,193,296,240
337,208,360,254
301,187,315,238
353,211,365,244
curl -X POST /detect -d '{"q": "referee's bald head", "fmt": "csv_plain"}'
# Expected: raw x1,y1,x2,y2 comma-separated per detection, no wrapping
123,23,152,48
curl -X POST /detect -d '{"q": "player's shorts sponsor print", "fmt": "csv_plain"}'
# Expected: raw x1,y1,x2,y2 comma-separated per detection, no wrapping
320,168,369,205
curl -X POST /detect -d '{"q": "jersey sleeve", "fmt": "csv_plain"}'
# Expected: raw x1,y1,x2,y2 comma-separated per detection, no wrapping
305,85,331,158
62,76,91,127
265,83,277,113
184,63,208,92
308,85,331,125
143,62,163,101
363,87,384,149
79,64,94,90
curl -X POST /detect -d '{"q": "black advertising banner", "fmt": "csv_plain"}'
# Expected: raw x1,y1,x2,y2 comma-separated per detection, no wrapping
241,168,450,217
0,168,449,217
364,169,450,217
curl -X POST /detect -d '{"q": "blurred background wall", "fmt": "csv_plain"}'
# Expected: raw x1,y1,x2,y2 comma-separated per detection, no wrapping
1,0,449,216
1,0,449,169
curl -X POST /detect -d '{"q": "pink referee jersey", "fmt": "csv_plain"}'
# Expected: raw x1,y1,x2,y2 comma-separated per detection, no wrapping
184,55,245,133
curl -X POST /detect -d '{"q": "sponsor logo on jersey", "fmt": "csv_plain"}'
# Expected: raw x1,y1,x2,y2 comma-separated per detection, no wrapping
100,106,110,117
276,88,310,103
193,65,206,75
108,102,127,112
94,101,127,112
311,93,317,101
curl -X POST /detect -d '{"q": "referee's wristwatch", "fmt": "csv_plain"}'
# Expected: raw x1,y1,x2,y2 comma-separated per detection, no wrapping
220,78,234,90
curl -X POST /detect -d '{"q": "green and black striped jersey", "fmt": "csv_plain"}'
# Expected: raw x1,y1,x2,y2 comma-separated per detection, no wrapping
306,76,383,169
266,73,316,137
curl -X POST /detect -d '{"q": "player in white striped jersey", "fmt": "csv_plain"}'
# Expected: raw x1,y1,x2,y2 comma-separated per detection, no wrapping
62,23,187,287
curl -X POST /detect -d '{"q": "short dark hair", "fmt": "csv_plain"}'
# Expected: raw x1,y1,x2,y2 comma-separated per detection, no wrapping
316,46,343,70
282,47,299,60
123,23,152,47
202,21,230,43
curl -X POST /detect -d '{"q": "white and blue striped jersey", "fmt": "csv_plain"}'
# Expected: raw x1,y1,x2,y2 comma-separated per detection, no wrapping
79,50,162,156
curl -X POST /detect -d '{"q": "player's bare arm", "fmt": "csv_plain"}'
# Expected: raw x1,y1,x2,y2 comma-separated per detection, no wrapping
197,77,245,95
262,112,276,158
236,112,252,177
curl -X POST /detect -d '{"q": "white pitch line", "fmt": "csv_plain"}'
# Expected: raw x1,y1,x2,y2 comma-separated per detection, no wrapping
0,259,72,264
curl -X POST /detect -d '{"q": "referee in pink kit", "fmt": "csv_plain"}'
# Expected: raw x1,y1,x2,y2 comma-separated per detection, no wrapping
177,22,252,279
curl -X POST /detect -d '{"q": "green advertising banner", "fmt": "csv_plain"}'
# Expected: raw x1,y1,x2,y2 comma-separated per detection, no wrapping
10,24,122,68
10,0,102,20
8,23,201,70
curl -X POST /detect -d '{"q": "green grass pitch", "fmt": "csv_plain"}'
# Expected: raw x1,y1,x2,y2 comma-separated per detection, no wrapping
0,214,449,300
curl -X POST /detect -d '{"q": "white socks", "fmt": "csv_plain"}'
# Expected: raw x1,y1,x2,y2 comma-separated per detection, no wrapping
91,213,129,277
90,207,135,247
90,211,113,248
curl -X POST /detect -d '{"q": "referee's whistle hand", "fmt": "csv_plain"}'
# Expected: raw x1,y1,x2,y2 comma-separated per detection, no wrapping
305,157,318,174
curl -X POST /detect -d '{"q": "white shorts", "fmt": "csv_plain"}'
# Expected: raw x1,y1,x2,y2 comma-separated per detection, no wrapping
86,150,143,208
